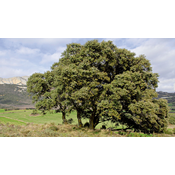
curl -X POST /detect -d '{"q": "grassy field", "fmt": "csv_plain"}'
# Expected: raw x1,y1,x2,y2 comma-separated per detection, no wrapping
0,109,122,129
1,109,175,137
168,103,175,112
0,109,68,126
0,109,5,113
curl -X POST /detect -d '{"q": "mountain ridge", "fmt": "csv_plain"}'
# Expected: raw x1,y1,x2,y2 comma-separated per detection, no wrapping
0,76,29,85
0,84,34,109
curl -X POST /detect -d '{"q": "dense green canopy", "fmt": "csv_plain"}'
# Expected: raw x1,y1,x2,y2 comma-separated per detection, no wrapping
27,40,169,133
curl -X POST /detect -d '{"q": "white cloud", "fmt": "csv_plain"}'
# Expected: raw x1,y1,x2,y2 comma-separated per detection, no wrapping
0,56,30,67
105,38,149,49
157,78,175,92
0,50,6,56
130,40,167,58
0,63,48,78
130,39,175,75
130,39,175,92
0,67,24,78
41,52,61,64
40,46,66,64
16,46,40,54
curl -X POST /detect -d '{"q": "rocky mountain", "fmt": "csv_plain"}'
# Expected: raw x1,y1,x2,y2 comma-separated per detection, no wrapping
0,76,29,85
0,84,34,109
0,76,34,109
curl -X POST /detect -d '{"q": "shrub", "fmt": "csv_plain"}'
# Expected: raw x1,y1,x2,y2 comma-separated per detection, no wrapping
172,128,175,134
164,129,173,135
67,118,74,124
49,110,54,114
101,125,106,129
84,122,90,128
118,130,126,135
31,109,38,115
49,125,59,131
169,115,175,124
127,132,153,137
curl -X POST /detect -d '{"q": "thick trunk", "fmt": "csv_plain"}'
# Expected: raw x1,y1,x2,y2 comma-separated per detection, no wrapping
77,110,83,128
62,112,68,124
89,113,95,130
94,116,99,128
89,107,99,130
89,116,99,130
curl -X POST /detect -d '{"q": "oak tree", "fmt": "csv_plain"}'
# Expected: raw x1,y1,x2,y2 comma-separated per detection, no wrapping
27,40,169,133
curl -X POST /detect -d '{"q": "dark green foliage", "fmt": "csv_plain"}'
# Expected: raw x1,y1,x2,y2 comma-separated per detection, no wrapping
101,125,106,129
126,132,153,137
84,122,90,128
31,109,38,115
27,39,169,133
118,131,126,135
123,98,169,133
164,128,173,135
67,118,74,124
169,114,175,124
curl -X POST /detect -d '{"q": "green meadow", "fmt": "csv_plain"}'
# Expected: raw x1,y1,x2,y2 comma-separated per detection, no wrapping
0,109,119,129
0,109,5,113
1,109,175,137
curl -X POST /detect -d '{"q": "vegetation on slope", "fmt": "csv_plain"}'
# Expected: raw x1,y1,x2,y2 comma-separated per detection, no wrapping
0,84,33,108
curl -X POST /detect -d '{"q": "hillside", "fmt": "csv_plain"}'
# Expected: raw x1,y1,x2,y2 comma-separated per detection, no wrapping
157,91,175,103
0,76,29,85
0,84,34,109
0,83,175,111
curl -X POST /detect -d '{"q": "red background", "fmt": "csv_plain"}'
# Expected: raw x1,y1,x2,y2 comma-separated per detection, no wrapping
0,0,175,175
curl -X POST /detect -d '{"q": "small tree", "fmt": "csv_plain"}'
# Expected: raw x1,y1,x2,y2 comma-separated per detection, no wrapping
27,71,69,124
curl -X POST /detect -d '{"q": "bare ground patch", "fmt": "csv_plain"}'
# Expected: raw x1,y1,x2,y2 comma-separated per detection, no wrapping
168,124,175,129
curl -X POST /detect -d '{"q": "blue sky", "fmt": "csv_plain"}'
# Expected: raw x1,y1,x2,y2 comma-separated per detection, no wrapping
0,38,175,92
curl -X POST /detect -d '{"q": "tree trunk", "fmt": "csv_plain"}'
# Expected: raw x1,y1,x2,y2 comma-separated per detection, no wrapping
89,107,99,130
77,110,83,128
62,112,68,124
89,113,95,130
94,116,99,128
89,115,99,130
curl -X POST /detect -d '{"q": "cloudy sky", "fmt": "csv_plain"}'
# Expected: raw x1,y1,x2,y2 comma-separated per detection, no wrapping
0,38,175,92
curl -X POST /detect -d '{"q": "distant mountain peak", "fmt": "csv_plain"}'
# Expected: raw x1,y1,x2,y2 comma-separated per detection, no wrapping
0,76,29,85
